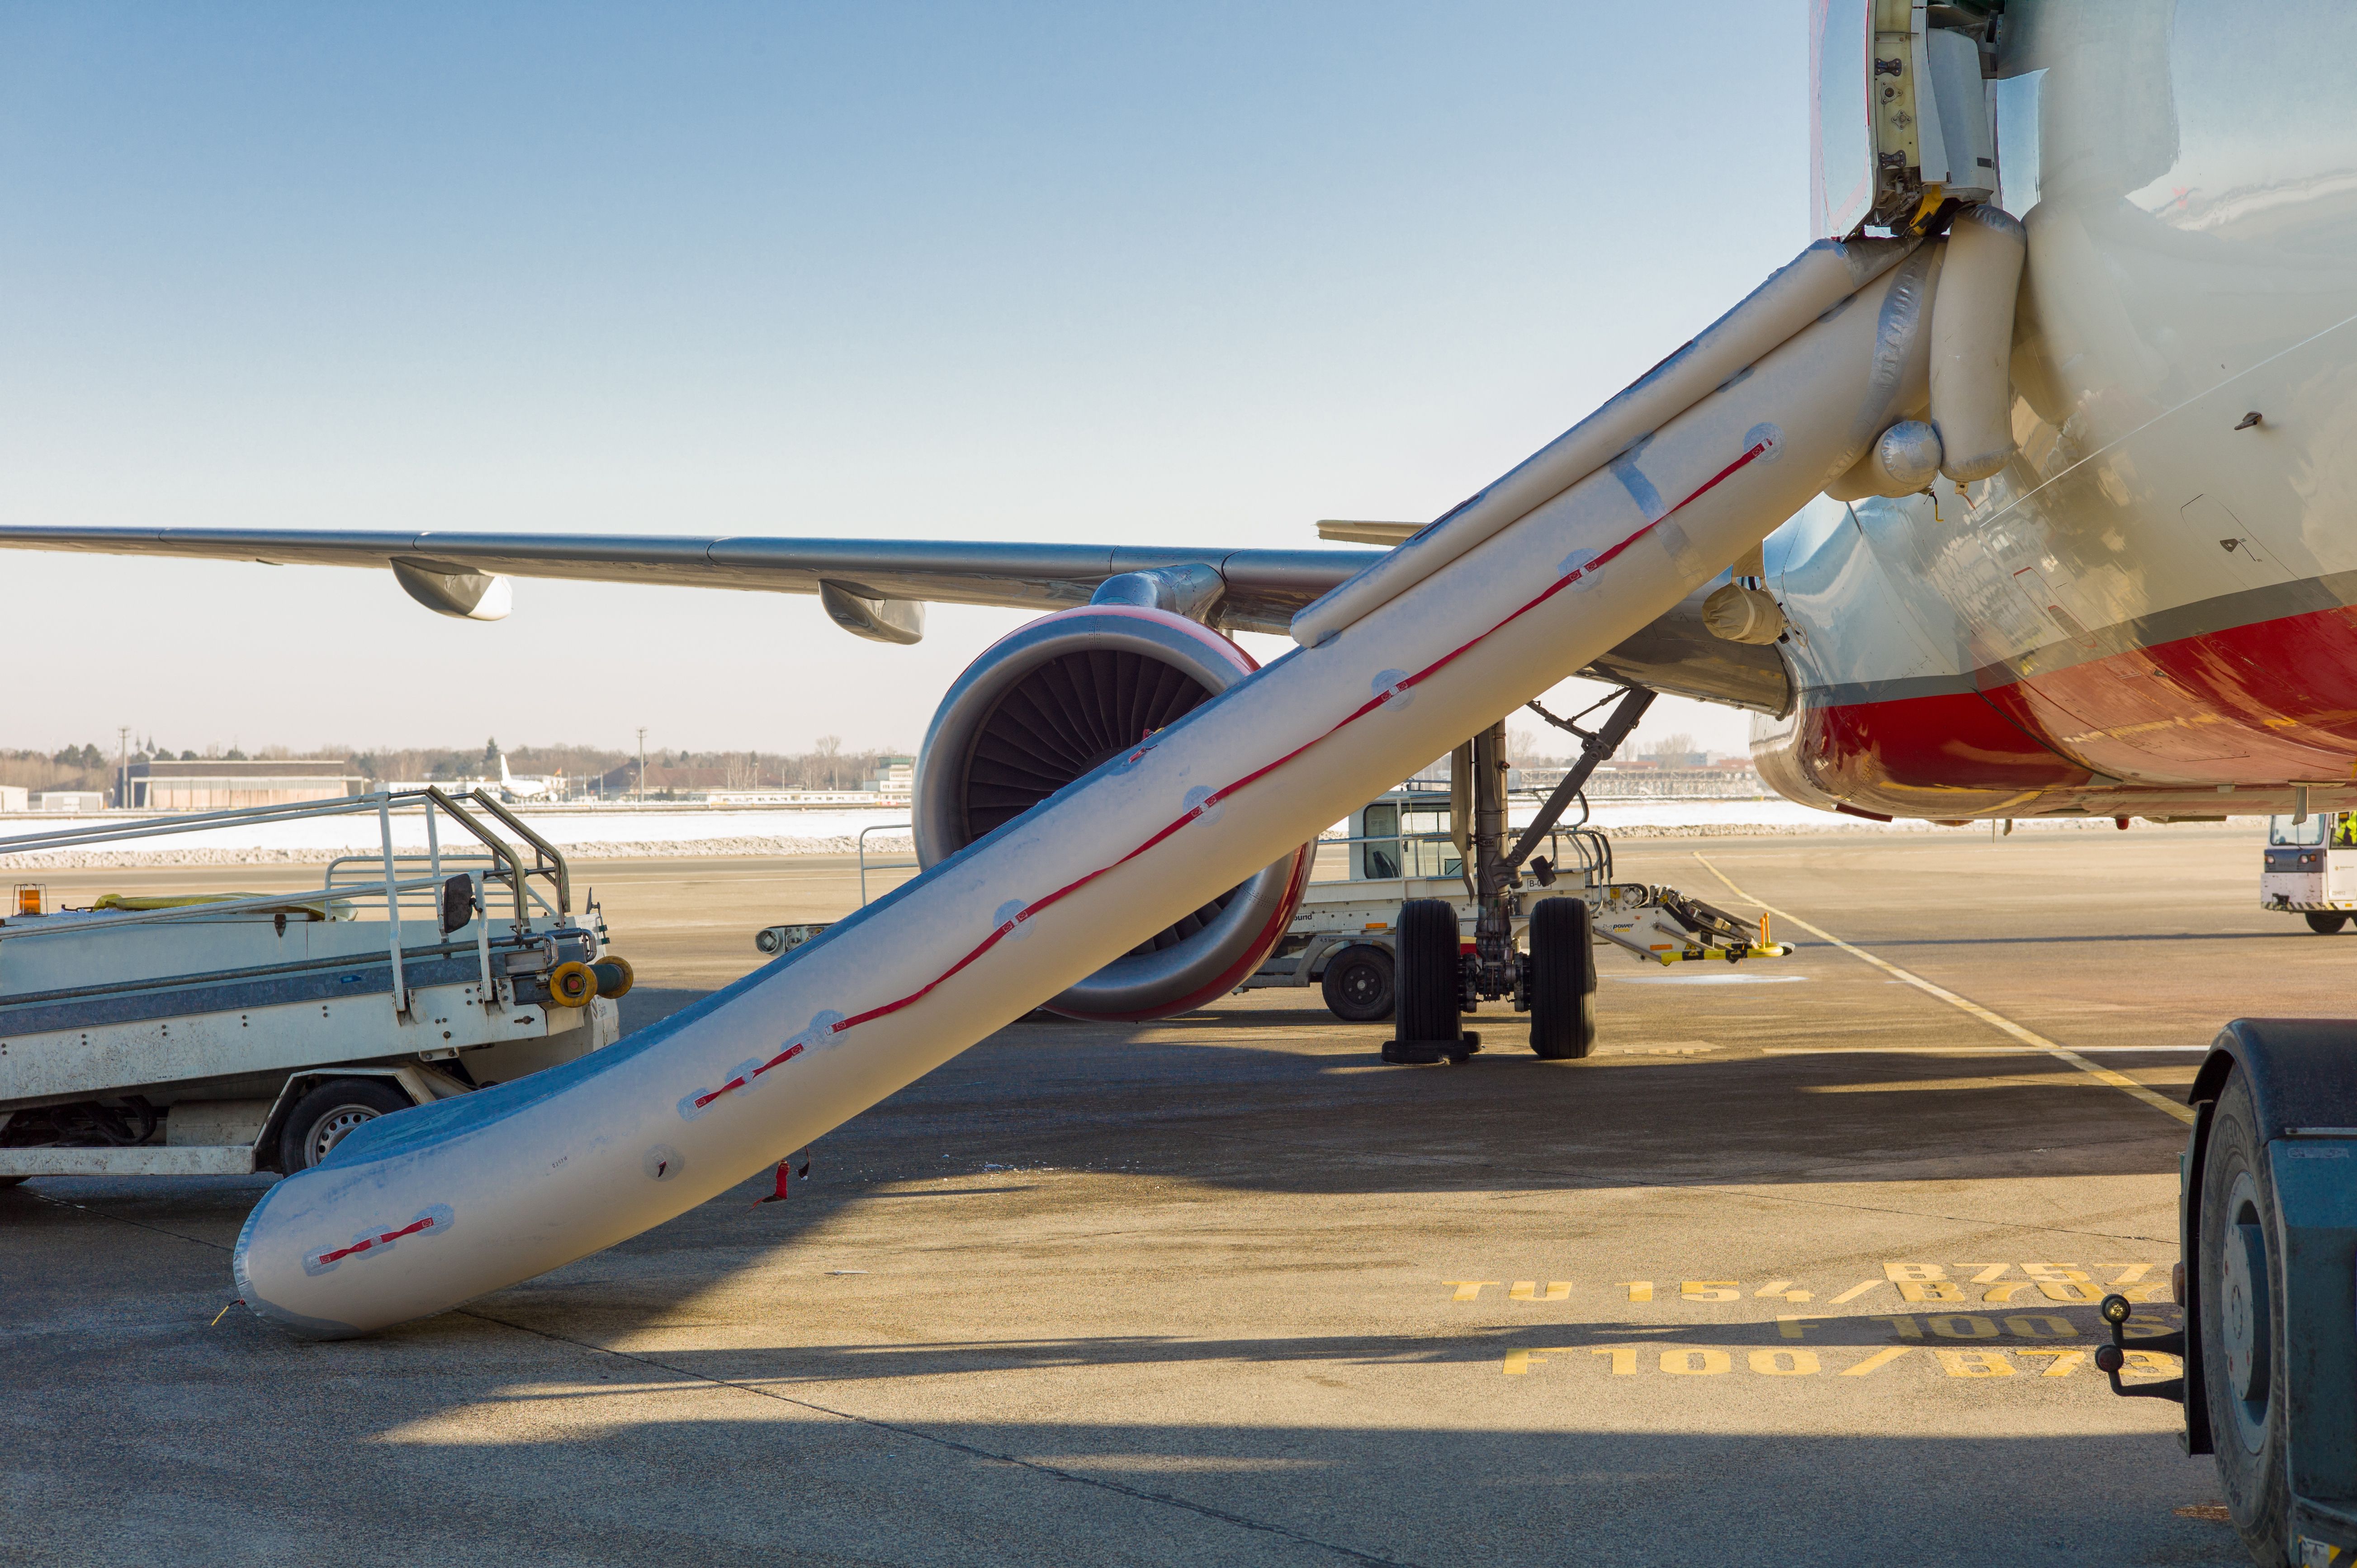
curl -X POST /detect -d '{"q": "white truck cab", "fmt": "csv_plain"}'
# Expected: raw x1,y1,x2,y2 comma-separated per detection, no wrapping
2262,812,2357,932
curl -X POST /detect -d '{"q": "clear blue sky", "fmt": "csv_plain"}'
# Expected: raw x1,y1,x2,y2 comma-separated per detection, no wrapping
0,3,1808,760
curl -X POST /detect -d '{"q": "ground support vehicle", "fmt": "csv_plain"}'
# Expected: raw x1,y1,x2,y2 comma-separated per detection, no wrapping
2101,1023,2357,1567
2263,811,2357,934
1244,691,1785,1049
0,789,628,1181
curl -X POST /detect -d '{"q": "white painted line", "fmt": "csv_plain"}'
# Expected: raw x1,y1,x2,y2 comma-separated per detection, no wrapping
1758,1045,2207,1056
1693,853,2197,1127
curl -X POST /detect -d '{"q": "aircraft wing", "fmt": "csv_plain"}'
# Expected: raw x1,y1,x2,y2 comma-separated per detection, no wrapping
0,524,1789,711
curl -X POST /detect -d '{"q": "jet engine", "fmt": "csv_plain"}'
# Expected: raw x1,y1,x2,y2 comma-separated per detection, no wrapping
913,605,1310,1021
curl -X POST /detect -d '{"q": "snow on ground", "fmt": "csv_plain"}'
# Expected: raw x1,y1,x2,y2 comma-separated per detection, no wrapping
0,808,918,867
0,798,2267,868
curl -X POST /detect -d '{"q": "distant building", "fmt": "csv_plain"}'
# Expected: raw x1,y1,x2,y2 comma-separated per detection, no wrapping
33,790,108,812
0,786,26,812
866,756,914,793
121,758,363,812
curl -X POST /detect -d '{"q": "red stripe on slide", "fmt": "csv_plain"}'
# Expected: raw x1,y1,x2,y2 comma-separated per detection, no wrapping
316,1214,437,1266
808,440,1771,1045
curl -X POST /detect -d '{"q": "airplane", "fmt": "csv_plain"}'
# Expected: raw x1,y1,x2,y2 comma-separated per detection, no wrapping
20,5,2356,1535
1,3,2349,1009
496,752,561,802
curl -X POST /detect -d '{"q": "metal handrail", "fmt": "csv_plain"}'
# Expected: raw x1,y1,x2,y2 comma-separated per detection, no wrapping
858,823,918,907
463,790,572,916
0,787,571,945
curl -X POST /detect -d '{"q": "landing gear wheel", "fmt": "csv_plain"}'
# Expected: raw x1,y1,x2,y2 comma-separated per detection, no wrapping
2304,911,2347,934
2199,1072,2291,1567
1527,896,1596,1060
1386,899,1462,1064
278,1077,413,1173
547,960,597,1007
1320,945,1394,1022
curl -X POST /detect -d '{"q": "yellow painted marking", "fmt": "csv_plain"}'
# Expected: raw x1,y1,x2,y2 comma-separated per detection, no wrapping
1503,1350,1538,1374
1934,1349,2016,1377
1958,1263,2012,1284
1693,854,2197,1125
2021,1262,2087,1282
1841,1346,1914,1376
1507,1280,1571,1302
2005,1315,2078,1339
1617,1280,1654,1303
1828,1280,1884,1305
1876,1315,1924,1339
1885,1262,1948,1282
1754,1280,1812,1301
1443,1280,1499,1302
2016,1349,2087,1376
1981,1281,2035,1303
1591,1346,1638,1375
2102,1263,2153,1285
2037,1281,2107,1304
1898,1280,1969,1302
1661,1349,1732,1375
2123,1280,2175,1302
1680,1280,1739,1302
1777,1315,1819,1339
1928,1314,1999,1339
1749,1350,1820,1375
2124,1350,2183,1376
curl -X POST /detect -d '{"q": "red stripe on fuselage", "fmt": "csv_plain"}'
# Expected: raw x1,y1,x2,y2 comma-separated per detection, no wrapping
1797,600,2357,813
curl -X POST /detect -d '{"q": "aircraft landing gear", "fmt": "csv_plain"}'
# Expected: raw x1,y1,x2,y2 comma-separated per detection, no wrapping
1526,896,1595,1060
1387,898,1472,1063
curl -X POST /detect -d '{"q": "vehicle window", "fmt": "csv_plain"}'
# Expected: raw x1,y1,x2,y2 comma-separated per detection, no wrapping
1401,805,1454,879
1359,803,1399,879
2271,814,2329,846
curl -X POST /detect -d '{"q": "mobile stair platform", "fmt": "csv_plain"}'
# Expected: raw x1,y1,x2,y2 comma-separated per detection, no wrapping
0,788,630,1181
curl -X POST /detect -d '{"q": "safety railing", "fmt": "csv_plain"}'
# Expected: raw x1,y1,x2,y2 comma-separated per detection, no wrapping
858,823,918,907
0,789,576,1020
1305,822,1613,890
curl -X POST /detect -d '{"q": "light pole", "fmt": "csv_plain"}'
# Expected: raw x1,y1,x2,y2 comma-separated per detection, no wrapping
637,727,648,803
116,725,129,810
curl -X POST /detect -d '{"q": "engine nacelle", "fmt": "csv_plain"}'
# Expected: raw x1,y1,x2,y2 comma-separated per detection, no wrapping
913,606,1310,1021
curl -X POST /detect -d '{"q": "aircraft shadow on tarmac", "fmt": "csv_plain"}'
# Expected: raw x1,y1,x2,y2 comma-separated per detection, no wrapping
615,987,2191,1209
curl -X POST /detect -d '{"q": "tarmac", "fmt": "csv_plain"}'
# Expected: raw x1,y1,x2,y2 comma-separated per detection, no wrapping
3,825,2313,1566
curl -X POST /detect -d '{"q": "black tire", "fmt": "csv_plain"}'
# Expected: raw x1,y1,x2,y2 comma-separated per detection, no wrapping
2198,1072,2290,1566
2304,911,2348,934
1320,945,1395,1022
278,1077,414,1174
1527,896,1597,1060
1387,898,1462,1063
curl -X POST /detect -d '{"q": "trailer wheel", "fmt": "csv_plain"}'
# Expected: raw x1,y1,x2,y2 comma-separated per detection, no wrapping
1386,899,1461,1064
2198,1072,2291,1566
1320,945,1394,1022
2303,911,2347,934
1527,897,1596,1060
279,1078,414,1173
